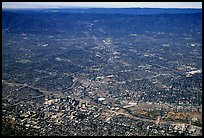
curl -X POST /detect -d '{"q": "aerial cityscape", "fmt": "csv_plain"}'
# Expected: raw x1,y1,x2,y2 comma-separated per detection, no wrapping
2,2,202,136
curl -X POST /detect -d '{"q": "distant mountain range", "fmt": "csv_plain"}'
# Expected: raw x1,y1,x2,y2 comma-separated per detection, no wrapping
3,8,202,15
2,8,202,34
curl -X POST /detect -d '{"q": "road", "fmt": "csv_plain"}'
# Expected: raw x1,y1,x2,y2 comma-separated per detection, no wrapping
2,79,202,130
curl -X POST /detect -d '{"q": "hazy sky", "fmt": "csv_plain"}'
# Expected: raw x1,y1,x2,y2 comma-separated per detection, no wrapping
2,2,202,9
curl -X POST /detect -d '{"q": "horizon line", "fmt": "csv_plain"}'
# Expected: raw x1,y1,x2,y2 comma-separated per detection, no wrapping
2,2,202,9
2,6,202,10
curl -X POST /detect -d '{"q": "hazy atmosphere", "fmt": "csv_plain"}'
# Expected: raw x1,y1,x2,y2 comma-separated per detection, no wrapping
2,2,202,9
